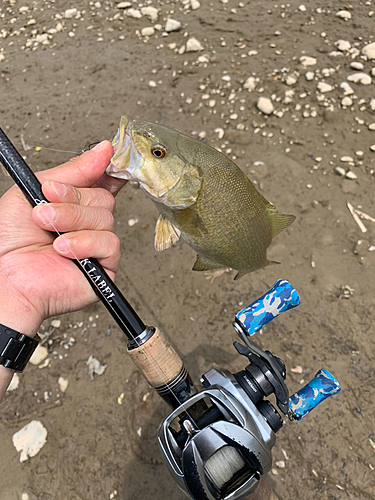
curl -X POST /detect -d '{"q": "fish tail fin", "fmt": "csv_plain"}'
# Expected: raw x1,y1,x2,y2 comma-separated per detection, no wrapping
266,206,295,238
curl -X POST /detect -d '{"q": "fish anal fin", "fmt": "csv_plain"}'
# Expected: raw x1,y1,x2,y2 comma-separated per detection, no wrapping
267,208,295,239
192,255,224,272
154,215,181,252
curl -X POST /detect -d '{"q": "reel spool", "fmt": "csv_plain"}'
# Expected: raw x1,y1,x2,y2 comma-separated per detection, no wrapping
158,280,341,500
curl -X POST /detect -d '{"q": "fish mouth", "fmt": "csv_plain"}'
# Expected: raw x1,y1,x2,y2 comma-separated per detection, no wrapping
106,116,144,179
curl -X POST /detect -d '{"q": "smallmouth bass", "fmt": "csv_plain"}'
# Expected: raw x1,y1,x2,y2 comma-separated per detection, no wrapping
106,116,295,279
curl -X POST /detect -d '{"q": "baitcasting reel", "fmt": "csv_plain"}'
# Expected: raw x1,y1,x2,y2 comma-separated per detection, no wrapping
158,280,340,500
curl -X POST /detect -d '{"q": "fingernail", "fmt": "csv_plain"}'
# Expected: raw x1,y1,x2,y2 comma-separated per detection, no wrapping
54,237,71,254
49,181,67,198
36,204,56,225
93,140,106,151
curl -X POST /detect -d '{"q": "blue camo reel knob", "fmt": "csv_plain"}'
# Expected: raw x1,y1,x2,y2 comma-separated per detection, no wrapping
289,369,341,420
235,279,301,337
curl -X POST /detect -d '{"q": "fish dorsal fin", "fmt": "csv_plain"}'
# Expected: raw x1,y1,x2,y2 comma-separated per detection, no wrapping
154,214,181,252
192,255,224,272
265,204,296,239
166,163,202,209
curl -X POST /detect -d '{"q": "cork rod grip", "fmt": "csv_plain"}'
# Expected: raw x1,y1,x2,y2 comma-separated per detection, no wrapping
127,328,183,388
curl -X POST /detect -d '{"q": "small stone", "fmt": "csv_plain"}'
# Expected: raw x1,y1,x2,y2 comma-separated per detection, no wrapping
126,8,142,18
117,2,131,8
371,99,375,111
7,373,20,392
276,460,286,468
350,62,364,71
369,123,375,131
257,97,274,115
0,54,5,62
347,73,372,85
191,0,201,9
148,80,156,87
128,218,138,226
317,82,334,93
340,82,354,95
362,42,375,60
35,33,48,43
299,5,307,12
370,145,375,152
51,319,61,328
141,27,155,37
215,128,225,139
345,171,357,180
58,376,69,393
30,345,48,366
87,355,107,381
140,6,158,21
165,19,181,32
12,421,47,462
335,39,351,51
342,97,353,106
305,71,314,81
335,166,346,176
286,74,298,85
186,38,204,52
64,8,77,18
243,76,256,91
336,10,352,20
355,151,364,157
300,56,317,67
340,156,354,162
229,113,238,120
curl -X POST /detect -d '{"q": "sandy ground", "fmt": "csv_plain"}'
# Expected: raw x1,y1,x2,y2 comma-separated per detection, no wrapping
1,0,375,499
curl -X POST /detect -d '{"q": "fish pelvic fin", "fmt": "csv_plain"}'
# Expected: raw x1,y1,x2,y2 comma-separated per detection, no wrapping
266,260,280,267
154,214,181,252
192,255,225,272
266,206,295,239
234,270,249,280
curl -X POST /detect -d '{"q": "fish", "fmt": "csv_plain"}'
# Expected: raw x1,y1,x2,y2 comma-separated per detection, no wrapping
106,116,295,279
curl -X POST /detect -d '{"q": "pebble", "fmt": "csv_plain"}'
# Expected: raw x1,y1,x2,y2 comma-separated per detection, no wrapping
30,345,48,365
0,54,5,62
64,8,77,19
300,56,317,67
117,2,131,8
126,8,142,19
317,82,334,93
350,62,364,71
291,365,303,374
58,376,69,393
165,19,181,32
370,145,375,152
336,10,352,20
186,38,204,52
12,420,47,462
87,355,107,381
340,82,354,95
340,156,354,162
191,0,201,9
243,76,256,91
369,123,375,131
335,39,351,51
335,166,346,176
362,42,375,60
305,71,314,81
342,97,353,106
347,73,372,85
140,6,158,22
276,460,286,468
141,27,155,37
7,373,20,392
257,97,274,115
286,74,298,86
51,319,61,328
371,99,375,111
346,171,357,180
148,80,156,87
128,218,139,226
299,5,307,12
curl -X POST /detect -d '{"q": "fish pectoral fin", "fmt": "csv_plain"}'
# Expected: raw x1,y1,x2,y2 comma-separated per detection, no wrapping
234,270,249,281
266,260,280,266
266,206,296,239
154,215,181,252
192,255,224,272
166,163,202,209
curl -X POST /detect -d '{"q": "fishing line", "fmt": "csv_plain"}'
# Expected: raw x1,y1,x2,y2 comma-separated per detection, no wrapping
13,141,80,155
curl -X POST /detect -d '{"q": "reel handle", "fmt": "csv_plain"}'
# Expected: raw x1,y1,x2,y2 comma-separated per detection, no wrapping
289,369,341,420
235,279,300,336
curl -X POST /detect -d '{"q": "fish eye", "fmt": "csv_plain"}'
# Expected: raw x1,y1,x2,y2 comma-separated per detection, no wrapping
151,146,166,158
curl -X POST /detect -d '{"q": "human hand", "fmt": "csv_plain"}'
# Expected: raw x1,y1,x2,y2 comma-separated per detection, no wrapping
0,140,126,337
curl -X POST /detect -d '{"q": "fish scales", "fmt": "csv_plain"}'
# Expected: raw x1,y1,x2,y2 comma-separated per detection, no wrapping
106,116,295,279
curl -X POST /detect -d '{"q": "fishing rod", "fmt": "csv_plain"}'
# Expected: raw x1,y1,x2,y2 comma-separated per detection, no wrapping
0,129,340,500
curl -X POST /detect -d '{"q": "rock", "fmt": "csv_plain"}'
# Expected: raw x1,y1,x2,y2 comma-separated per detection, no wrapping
7,373,20,392
370,144,375,152
30,345,48,366
243,76,256,90
340,156,354,162
336,10,352,20
371,99,375,111
117,2,131,8
141,27,155,37
350,62,364,70
87,355,107,381
58,376,69,393
165,19,181,32
347,73,372,85
340,82,354,95
317,82,334,93
148,80,156,87
275,460,286,468
140,6,158,21
64,8,77,18
335,39,351,51
126,8,142,18
0,54,5,62
342,97,353,106
305,71,314,81
186,38,204,51
51,319,61,328
334,167,346,176
299,5,307,12
35,34,48,43
362,42,375,60
12,421,47,462
369,123,375,130
257,97,274,115
191,0,201,9
286,74,298,85
345,171,357,180
300,56,317,67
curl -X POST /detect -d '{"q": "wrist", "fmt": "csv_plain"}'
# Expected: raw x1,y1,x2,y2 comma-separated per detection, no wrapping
0,289,42,338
